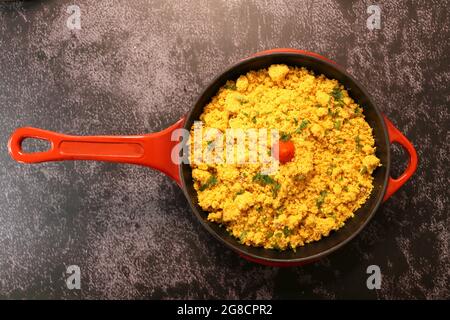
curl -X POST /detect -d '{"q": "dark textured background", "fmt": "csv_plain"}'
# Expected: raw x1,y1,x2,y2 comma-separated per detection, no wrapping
0,0,448,299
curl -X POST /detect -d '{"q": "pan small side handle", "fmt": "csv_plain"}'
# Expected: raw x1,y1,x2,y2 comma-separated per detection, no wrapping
8,118,186,185
382,115,418,202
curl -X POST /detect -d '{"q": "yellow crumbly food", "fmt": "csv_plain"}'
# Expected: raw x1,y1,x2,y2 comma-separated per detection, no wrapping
190,64,380,250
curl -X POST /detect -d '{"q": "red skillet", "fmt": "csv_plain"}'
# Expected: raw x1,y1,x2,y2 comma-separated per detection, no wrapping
8,49,418,266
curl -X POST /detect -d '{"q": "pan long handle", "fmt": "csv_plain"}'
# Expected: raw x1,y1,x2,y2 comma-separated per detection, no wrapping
8,118,186,185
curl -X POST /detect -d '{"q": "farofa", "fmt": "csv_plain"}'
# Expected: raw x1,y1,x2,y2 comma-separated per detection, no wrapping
190,64,380,250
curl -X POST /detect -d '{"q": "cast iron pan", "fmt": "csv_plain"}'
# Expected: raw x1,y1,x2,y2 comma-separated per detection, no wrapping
8,49,418,266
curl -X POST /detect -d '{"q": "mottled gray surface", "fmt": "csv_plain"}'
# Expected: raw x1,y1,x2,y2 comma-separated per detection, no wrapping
0,0,448,299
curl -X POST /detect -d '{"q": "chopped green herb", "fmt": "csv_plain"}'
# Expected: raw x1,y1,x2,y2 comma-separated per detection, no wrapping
334,120,342,130
331,86,343,101
267,149,271,156
239,231,248,243
280,132,291,141
224,83,237,90
253,173,280,198
272,183,281,198
235,95,248,104
266,231,274,238
295,119,310,133
283,226,291,237
360,165,368,175
316,190,328,209
199,175,218,191
236,189,245,196
207,140,214,149
354,106,362,115
256,206,263,212
316,199,324,209
328,108,340,118
355,135,362,151
315,103,322,108
293,118,298,125
252,116,257,124
336,138,344,144
253,173,275,185
343,186,349,192
275,232,282,238
242,111,249,117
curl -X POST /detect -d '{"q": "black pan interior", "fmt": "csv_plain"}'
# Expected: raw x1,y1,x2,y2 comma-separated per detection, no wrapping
180,53,390,263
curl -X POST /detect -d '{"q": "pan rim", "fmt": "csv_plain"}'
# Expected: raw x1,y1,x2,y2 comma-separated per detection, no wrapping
179,51,391,264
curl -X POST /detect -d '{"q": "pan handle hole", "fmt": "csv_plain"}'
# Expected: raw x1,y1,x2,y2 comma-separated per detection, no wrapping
21,138,51,154
390,142,408,179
